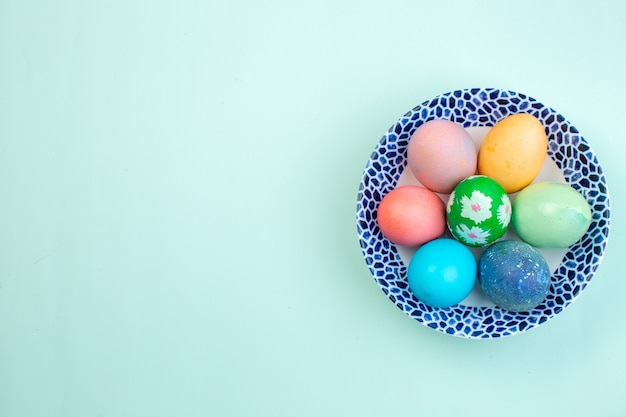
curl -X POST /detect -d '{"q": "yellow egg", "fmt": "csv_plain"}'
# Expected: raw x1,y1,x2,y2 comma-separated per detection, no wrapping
478,113,547,193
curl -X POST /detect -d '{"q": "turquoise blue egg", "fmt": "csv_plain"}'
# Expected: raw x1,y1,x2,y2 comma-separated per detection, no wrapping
407,238,477,308
478,240,551,312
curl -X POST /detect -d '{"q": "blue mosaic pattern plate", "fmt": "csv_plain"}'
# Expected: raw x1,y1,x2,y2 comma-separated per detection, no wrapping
356,88,611,338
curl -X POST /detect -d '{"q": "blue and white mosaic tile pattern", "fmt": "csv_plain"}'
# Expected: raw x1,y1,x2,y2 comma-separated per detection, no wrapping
356,88,611,338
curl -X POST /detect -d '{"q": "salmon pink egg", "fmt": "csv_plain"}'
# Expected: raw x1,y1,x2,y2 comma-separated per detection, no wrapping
376,185,445,246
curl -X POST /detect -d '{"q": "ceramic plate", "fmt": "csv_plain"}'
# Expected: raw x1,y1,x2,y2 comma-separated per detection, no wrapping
356,88,611,338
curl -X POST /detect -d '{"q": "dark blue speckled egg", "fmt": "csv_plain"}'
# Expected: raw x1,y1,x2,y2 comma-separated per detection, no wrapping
478,240,551,312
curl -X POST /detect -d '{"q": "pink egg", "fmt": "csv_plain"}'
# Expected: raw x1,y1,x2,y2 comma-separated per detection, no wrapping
407,120,477,194
377,185,446,246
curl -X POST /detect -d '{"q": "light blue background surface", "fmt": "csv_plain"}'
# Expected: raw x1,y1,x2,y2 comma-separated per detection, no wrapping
1,1,624,416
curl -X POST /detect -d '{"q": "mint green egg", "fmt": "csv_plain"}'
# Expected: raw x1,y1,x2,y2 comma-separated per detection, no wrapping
446,175,511,247
512,182,592,248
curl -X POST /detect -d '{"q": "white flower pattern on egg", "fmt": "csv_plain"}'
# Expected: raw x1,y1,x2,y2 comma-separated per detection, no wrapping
497,194,512,227
460,190,492,224
455,224,490,246
446,190,455,214
447,176,512,247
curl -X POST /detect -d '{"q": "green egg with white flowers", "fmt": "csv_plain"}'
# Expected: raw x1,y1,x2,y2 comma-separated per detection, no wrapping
512,182,592,248
446,175,512,247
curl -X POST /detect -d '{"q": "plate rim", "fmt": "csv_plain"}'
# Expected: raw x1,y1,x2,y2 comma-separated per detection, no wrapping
356,87,611,339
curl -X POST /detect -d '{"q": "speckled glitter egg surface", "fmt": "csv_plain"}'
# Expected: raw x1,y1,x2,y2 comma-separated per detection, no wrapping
446,175,511,247
479,240,551,312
